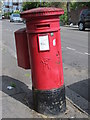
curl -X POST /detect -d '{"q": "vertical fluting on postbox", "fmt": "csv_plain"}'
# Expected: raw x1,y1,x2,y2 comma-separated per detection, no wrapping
19,7,66,115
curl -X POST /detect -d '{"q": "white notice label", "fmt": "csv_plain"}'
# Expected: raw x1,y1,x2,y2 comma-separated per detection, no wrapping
53,39,56,46
39,35,49,51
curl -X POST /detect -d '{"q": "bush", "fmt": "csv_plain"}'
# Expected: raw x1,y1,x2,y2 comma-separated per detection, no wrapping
14,10,20,14
22,2,50,11
60,9,68,25
4,12,12,19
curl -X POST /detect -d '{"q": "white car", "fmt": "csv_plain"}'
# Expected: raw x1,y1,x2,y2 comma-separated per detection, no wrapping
10,14,22,22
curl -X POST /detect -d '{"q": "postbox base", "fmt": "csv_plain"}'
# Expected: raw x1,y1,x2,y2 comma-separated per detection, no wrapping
33,85,66,116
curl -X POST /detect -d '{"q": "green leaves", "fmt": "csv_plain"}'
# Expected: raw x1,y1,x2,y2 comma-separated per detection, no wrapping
13,10,20,14
70,2,90,10
60,9,68,24
22,2,50,11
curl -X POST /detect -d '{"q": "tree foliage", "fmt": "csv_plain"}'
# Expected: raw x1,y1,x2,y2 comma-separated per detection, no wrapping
22,2,50,11
49,2,64,8
4,12,11,19
14,10,20,14
22,2,66,11
70,2,90,10
60,9,67,24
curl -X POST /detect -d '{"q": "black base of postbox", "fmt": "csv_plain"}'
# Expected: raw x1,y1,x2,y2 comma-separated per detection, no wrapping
32,85,66,116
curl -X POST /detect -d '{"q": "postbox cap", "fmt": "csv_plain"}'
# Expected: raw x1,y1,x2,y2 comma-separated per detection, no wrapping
20,7,64,19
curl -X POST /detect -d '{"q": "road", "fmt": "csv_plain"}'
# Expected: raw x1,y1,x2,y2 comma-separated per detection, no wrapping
1,19,89,115
2,20,26,58
2,20,88,69
61,27,88,69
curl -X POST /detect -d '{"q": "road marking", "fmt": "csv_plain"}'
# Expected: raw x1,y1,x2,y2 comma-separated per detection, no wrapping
84,52,90,55
66,47,75,51
75,51,85,55
64,46,88,56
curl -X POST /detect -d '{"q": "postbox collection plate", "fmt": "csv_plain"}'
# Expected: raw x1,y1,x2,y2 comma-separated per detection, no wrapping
38,34,50,51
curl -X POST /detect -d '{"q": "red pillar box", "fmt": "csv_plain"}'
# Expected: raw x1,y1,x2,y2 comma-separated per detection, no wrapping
20,7,66,115
14,28,30,69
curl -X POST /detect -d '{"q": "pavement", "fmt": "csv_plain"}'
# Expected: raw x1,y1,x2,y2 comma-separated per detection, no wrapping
1,50,88,118
0,19,89,119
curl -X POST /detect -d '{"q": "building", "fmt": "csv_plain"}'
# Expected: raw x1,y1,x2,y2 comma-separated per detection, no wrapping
0,0,3,19
2,0,23,13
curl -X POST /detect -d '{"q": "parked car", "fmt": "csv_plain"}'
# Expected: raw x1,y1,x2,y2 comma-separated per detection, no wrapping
78,9,90,31
10,13,22,22
2,15,5,19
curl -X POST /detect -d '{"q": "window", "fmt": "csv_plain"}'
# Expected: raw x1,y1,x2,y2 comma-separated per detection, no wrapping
13,14,20,17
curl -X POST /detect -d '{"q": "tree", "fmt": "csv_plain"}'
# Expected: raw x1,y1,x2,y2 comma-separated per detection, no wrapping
22,2,50,11
22,2,66,11
70,2,90,10
49,2,63,8
67,2,70,24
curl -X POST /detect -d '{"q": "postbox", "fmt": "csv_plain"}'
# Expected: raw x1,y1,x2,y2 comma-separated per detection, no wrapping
15,7,66,115
14,28,30,69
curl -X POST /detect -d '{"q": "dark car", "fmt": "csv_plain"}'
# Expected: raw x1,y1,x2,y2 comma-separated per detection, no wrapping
78,9,90,31
2,15,5,19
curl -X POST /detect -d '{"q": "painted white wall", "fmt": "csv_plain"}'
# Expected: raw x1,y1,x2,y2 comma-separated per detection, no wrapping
3,0,23,13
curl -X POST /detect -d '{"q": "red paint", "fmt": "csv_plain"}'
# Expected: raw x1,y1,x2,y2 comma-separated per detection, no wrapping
20,7,64,90
14,28,30,69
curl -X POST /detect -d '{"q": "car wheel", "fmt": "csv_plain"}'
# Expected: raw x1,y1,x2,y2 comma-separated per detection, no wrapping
23,20,26,24
10,20,12,22
79,22,85,31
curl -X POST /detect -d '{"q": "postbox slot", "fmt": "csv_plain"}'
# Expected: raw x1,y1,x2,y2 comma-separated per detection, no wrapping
36,24,50,29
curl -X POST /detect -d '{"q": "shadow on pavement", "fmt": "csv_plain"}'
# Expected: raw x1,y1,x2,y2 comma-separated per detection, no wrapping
67,78,90,115
1,75,34,110
1,75,90,115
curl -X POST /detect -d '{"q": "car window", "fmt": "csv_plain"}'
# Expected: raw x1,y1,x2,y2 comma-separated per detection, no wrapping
82,9,88,15
13,14,20,17
87,11,90,16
